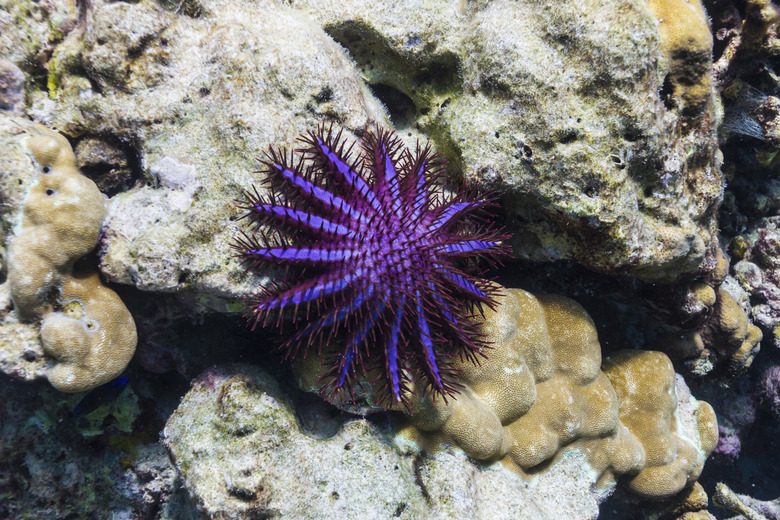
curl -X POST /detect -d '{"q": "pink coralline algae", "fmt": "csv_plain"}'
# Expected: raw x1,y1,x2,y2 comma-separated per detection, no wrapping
761,365,780,420
234,126,510,405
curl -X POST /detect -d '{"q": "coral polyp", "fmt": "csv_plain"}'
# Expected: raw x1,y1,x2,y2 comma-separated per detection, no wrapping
234,125,510,405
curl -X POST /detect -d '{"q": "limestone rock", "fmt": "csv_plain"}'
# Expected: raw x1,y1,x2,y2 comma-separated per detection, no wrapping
164,364,607,520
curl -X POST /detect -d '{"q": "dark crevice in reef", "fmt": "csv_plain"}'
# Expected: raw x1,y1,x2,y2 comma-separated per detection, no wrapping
368,83,417,128
71,133,145,197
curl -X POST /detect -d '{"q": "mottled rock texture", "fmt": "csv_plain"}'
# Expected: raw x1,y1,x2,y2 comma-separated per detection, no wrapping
298,0,722,282
0,0,722,306
2,0,388,306
164,364,608,520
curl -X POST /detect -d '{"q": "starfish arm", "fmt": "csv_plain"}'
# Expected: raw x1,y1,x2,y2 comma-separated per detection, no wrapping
415,290,443,390
313,137,383,214
251,203,356,238
386,294,406,401
255,272,358,311
245,246,355,264
292,287,374,341
429,281,456,324
338,299,386,386
436,239,501,255
440,268,487,299
380,143,404,217
428,201,483,233
271,163,371,225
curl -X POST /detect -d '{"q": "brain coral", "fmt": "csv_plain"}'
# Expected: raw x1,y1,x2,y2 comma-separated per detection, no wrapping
297,287,718,499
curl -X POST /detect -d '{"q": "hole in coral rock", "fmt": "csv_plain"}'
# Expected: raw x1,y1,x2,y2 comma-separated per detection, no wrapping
74,134,145,196
557,129,578,144
177,272,189,285
514,141,534,164
313,86,333,104
368,83,417,129
659,75,676,111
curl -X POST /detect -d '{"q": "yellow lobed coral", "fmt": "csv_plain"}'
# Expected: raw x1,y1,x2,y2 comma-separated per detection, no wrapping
6,123,136,392
296,287,718,499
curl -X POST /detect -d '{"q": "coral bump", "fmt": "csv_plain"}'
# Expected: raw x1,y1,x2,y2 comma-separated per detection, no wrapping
234,125,510,406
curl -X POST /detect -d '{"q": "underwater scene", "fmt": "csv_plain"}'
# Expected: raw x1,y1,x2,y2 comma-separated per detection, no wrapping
1,0,780,518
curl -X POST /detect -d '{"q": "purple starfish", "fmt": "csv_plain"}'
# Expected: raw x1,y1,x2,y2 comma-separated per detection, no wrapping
235,125,510,406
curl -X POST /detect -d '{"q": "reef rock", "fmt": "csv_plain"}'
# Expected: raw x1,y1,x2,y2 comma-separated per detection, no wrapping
164,364,609,520
1,0,388,308
295,287,719,501
0,0,722,310
297,0,722,282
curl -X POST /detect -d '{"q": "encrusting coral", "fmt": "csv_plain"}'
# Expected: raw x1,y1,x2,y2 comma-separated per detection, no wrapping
645,0,715,117
5,123,136,392
297,287,719,499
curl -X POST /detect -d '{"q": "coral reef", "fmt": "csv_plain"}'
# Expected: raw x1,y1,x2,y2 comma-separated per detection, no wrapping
3,119,136,392
297,287,718,500
0,58,24,114
649,287,763,377
165,365,611,520
712,482,780,520
0,0,762,517
644,0,714,117
634,244,762,378
728,219,780,351
235,126,509,404
0,370,198,519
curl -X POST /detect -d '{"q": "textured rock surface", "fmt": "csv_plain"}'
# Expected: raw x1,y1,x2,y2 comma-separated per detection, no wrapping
164,364,607,520
730,217,780,350
297,0,722,282
0,0,722,298
21,0,387,305
0,58,25,114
